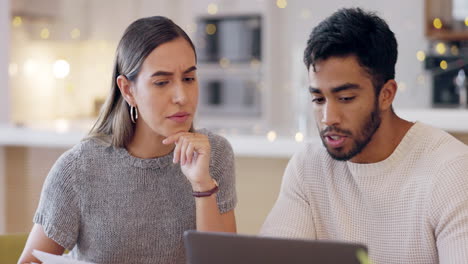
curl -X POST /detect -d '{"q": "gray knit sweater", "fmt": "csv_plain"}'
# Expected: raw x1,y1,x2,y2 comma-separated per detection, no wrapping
33,129,237,264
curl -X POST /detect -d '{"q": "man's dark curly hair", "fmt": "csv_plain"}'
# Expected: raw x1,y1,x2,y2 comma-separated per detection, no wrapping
303,8,398,95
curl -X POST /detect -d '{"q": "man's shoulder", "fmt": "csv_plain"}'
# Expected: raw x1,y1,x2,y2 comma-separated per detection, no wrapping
415,123,468,161
291,140,339,170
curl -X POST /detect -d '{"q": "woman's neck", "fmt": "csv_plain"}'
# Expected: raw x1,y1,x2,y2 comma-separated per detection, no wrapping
126,123,174,159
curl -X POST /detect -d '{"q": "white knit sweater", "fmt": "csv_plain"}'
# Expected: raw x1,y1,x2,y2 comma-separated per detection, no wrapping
261,122,468,264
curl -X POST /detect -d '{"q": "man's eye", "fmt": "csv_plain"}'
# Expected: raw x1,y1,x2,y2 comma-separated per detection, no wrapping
339,96,356,102
311,97,325,104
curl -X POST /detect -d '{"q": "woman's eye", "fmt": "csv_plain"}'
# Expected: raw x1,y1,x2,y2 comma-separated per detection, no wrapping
183,77,196,82
154,81,169,87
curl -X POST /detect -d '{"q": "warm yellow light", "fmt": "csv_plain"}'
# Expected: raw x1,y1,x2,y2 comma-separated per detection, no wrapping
186,23,196,34
253,125,262,134
70,28,80,39
219,57,230,68
24,59,38,76
40,28,50,39
98,41,108,51
295,132,304,142
433,18,443,29
465,17,468,27
8,63,18,76
12,16,22,27
66,83,75,93
250,58,261,69
398,82,407,92
276,0,287,9
205,24,217,35
55,119,70,133
417,74,426,85
267,131,277,142
300,9,311,19
451,45,459,56
416,51,425,62
53,60,70,79
435,42,446,55
207,3,218,15
440,60,448,70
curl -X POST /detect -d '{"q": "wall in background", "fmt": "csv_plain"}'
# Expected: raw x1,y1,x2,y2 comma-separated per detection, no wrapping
0,0,10,123
176,0,430,138
6,0,431,134
8,0,181,124
0,0,11,234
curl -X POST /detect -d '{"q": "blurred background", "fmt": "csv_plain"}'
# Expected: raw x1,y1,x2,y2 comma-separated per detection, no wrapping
0,0,467,236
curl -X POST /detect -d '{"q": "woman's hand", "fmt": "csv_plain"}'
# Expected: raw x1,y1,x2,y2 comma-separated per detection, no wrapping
162,132,213,191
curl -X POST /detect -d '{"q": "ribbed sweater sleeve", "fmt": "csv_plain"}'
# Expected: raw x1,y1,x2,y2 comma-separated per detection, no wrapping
431,155,468,263
260,148,316,238
33,146,81,250
209,132,237,213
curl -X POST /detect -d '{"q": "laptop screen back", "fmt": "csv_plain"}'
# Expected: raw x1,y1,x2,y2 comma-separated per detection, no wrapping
184,231,368,264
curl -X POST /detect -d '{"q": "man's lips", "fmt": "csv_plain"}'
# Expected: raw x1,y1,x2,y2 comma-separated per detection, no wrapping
323,133,347,148
167,112,190,123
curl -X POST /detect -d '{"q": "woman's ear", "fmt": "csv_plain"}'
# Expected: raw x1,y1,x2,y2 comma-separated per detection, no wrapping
379,79,397,111
116,75,136,106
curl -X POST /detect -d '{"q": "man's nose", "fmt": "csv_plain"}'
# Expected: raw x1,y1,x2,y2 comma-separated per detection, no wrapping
321,101,341,127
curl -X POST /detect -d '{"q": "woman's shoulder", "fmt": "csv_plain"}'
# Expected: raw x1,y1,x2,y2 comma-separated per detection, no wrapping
57,137,110,164
196,128,233,154
49,137,112,180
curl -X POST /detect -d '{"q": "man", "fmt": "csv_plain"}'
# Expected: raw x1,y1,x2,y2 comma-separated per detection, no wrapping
261,8,468,264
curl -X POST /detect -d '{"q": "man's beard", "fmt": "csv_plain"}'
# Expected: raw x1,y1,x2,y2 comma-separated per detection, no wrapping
320,102,381,161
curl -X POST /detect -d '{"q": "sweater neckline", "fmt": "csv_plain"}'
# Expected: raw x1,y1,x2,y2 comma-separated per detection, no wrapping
114,146,175,169
346,122,422,176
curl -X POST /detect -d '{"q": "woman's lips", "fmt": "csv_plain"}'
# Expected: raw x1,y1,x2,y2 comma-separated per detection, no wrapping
324,135,347,148
167,113,190,123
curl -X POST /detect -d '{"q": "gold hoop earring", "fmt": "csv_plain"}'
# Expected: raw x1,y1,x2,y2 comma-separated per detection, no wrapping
130,105,138,124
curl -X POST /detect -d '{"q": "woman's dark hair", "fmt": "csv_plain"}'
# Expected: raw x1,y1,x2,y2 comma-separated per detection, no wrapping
88,16,196,147
303,8,398,95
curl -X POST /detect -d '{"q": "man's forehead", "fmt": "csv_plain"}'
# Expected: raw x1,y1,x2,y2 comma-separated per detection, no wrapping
308,57,373,86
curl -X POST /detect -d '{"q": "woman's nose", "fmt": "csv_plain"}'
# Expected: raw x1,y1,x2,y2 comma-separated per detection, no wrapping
172,81,187,104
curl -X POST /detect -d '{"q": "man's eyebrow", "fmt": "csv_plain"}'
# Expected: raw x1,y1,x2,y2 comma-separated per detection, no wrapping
309,86,321,94
150,66,197,77
331,83,361,93
309,83,361,94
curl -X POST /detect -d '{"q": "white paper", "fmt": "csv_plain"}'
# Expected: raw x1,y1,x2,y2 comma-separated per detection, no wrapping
32,250,96,264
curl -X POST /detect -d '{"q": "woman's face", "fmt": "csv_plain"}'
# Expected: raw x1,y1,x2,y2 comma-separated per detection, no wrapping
130,37,198,138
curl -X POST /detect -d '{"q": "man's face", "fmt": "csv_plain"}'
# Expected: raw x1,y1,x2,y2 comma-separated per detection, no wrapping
308,55,381,161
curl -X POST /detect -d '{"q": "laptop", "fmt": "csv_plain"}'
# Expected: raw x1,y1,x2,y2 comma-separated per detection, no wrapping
184,231,368,264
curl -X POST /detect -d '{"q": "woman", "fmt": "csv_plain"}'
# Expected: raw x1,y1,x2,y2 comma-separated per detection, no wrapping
18,16,237,264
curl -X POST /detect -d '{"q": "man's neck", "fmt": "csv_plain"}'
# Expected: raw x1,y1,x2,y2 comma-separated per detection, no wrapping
350,113,414,164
